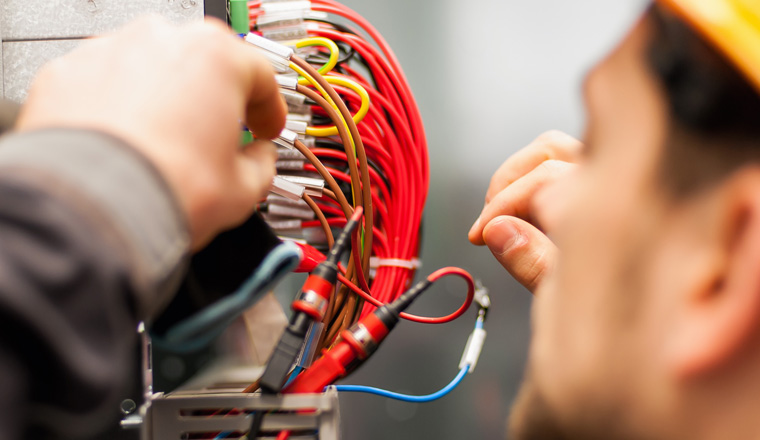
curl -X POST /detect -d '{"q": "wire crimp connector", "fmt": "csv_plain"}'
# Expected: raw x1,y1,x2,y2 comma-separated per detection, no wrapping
459,281,489,374
245,33,294,72
274,128,299,149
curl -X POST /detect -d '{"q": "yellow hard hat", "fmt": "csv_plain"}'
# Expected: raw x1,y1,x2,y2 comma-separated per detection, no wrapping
657,0,760,93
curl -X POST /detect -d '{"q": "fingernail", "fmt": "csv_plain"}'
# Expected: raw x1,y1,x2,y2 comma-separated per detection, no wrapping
468,215,482,237
485,218,520,255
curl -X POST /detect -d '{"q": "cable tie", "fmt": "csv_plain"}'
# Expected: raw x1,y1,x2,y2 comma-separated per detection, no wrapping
369,257,421,271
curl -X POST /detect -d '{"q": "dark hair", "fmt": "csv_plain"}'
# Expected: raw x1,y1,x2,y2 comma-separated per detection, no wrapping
647,5,760,195
649,6,760,136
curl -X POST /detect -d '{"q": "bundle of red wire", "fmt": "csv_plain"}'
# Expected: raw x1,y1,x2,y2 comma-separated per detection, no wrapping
247,0,472,350
181,2,482,439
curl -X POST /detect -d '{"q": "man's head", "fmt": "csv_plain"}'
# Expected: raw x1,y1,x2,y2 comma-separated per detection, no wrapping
509,2,760,439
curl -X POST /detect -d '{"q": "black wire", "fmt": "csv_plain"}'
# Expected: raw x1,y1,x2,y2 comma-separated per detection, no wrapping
306,40,356,66
310,114,332,126
304,18,379,90
248,411,265,440
305,17,359,36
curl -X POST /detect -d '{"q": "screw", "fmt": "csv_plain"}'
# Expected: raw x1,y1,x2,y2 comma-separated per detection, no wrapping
120,399,137,415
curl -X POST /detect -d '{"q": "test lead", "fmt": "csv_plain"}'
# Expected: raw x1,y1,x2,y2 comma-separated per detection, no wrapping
283,276,433,394
258,207,364,394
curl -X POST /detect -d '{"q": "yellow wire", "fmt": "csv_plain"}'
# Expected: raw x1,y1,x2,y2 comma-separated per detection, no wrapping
295,37,340,75
290,62,355,148
300,76,370,138
289,62,367,251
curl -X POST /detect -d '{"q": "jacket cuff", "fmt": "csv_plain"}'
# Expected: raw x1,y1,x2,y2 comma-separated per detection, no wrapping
0,129,190,319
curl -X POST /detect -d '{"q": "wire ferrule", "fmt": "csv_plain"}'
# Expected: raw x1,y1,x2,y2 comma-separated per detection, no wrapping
276,74,298,90
458,327,487,373
274,128,299,149
271,175,305,201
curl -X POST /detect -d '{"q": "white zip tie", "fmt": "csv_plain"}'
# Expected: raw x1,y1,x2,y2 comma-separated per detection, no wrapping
369,257,421,270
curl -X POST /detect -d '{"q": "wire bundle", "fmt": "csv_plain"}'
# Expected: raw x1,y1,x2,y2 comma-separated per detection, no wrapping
182,3,484,439
243,0,443,352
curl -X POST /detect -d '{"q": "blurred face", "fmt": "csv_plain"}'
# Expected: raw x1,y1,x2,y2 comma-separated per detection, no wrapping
509,14,691,440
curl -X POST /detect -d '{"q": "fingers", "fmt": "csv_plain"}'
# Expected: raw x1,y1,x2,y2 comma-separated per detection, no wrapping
182,18,286,140
483,216,557,294
236,140,278,210
469,159,576,245
231,39,288,140
485,131,582,204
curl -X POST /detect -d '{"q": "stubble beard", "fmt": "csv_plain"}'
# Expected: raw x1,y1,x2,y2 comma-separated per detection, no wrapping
508,373,647,440
507,377,572,440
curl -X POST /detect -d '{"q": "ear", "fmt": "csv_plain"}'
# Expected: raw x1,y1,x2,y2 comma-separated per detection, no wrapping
667,169,760,379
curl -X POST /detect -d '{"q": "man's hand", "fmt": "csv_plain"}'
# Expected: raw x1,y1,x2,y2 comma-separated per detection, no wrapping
468,131,582,293
17,16,287,250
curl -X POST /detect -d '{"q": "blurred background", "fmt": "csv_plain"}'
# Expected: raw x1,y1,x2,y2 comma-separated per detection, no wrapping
327,1,648,439
0,1,649,438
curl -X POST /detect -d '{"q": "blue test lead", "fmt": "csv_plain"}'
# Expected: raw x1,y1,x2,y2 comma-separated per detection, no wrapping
333,284,490,402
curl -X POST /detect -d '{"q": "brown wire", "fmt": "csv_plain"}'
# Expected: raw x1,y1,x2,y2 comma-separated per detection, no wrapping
294,139,358,339
293,57,374,275
292,98,365,348
293,139,352,217
303,193,334,248
295,85,371,333
294,57,377,351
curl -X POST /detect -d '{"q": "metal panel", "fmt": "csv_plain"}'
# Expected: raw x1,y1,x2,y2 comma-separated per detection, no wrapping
3,39,82,102
0,7,4,96
147,388,341,440
1,0,203,41
1,1,206,101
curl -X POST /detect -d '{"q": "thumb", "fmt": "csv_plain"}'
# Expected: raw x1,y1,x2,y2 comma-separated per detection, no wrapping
237,140,278,207
483,216,557,294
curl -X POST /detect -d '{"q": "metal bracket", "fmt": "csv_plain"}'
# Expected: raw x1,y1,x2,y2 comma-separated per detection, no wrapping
144,388,341,440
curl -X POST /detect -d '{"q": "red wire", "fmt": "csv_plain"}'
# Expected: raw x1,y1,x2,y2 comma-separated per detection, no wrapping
311,1,429,174
337,267,475,324
248,0,446,322
301,218,390,256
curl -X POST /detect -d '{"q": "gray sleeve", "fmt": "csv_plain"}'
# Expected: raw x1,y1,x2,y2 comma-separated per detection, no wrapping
0,129,190,439
0,129,191,318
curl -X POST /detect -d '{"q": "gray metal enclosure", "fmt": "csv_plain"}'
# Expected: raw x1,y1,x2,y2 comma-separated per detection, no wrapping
0,0,203,101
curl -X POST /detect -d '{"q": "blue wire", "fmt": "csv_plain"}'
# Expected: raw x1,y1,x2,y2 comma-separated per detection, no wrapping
283,365,304,388
333,365,470,403
214,432,231,439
